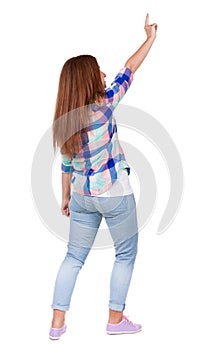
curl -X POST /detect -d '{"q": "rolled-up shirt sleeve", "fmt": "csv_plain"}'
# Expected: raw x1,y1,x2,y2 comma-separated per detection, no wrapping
61,153,73,173
105,67,133,107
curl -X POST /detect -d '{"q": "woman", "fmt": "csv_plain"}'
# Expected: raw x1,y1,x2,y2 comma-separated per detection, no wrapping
49,14,157,339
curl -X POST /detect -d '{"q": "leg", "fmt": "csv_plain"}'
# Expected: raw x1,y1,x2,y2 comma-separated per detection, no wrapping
108,234,138,322
51,193,102,327
51,243,93,318
104,194,139,322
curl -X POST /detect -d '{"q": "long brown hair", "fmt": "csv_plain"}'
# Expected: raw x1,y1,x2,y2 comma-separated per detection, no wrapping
52,55,105,159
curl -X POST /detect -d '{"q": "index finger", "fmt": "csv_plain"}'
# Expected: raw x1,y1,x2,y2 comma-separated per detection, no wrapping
145,13,149,26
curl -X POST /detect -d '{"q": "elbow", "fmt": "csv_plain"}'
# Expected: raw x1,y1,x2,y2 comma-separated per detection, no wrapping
125,62,134,73
124,61,136,74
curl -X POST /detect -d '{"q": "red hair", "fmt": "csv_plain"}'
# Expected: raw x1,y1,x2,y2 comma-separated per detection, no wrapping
52,55,105,158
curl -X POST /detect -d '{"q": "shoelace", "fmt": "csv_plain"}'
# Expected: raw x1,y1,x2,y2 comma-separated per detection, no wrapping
123,315,135,326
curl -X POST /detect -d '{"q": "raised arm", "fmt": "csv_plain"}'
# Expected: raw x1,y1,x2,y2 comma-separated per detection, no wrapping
125,14,157,73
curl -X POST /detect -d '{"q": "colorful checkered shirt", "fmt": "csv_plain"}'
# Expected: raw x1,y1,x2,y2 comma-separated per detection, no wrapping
61,66,133,196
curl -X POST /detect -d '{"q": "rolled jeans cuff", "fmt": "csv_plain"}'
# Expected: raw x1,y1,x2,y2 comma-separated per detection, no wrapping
51,304,69,312
109,303,125,312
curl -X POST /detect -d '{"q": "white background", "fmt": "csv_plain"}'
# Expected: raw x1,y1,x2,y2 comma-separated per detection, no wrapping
1,0,216,349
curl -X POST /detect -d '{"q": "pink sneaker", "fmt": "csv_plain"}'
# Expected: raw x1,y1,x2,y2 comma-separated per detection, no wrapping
106,316,142,335
49,324,67,340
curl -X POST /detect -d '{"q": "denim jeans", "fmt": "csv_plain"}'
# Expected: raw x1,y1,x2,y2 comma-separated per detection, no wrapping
51,192,138,312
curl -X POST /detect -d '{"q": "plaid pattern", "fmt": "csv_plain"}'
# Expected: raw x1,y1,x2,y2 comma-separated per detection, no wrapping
61,67,133,196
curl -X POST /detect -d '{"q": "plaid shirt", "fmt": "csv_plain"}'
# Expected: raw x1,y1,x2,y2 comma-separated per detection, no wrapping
61,67,133,196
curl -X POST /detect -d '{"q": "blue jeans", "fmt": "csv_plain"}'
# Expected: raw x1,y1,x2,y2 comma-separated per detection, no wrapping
51,192,138,312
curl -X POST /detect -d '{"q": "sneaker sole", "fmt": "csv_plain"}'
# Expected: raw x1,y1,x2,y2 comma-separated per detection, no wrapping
49,336,61,340
107,328,142,335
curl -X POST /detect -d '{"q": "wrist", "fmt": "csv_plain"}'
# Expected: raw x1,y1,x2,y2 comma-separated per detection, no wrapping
62,195,70,201
146,35,156,42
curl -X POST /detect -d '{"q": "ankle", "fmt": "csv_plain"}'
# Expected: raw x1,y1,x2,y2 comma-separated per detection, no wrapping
51,309,66,329
51,320,65,329
108,309,123,324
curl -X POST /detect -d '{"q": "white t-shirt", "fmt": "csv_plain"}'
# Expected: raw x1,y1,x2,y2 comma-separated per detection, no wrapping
97,169,133,197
